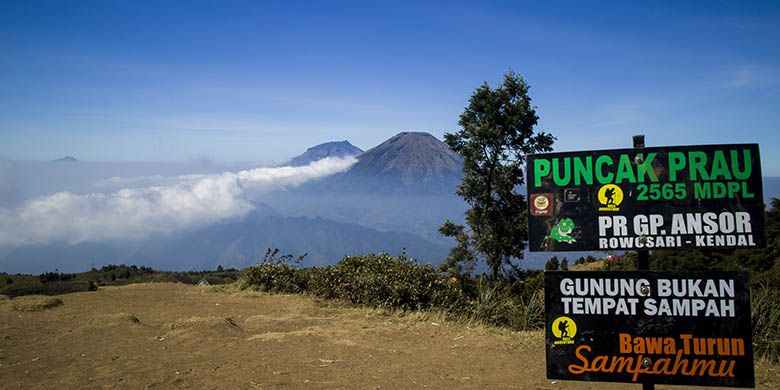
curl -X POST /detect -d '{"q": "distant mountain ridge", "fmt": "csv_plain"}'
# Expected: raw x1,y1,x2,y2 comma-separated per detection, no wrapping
351,132,463,186
6,138,780,275
51,156,78,163
0,203,449,273
288,141,363,166
298,132,463,194
262,132,468,241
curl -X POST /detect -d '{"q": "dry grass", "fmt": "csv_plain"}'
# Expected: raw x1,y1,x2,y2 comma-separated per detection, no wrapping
4,295,63,311
569,260,606,271
1,283,778,389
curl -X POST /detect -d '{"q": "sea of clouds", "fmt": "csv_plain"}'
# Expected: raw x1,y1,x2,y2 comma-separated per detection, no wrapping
0,157,356,246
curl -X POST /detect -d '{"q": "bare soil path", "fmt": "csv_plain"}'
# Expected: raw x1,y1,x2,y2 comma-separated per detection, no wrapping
1,283,777,389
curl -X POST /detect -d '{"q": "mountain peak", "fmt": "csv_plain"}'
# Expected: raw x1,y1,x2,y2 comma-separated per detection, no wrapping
394,131,438,138
334,131,462,193
51,156,78,163
355,132,461,178
288,132,462,194
288,140,363,166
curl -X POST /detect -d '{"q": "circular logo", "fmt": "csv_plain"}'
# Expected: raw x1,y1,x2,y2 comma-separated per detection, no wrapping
597,184,624,207
534,195,550,210
551,316,577,339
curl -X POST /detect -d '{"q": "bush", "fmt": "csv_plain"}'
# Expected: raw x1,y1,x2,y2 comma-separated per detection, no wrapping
240,262,309,294
309,253,464,311
508,289,545,331
752,286,780,363
465,278,544,330
470,278,515,325
238,252,544,332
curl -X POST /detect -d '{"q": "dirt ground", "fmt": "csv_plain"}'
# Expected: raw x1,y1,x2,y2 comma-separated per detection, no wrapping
1,283,777,389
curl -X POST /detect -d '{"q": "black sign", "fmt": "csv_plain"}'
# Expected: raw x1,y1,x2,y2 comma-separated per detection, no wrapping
545,271,754,388
527,144,765,251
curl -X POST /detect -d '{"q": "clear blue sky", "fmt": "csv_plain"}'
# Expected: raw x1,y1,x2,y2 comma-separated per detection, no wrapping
1,1,779,173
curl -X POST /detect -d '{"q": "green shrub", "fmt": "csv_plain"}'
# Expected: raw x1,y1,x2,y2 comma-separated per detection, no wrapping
309,253,464,311
467,278,544,330
239,262,309,294
507,289,544,331
237,252,544,332
752,286,780,363
470,278,515,325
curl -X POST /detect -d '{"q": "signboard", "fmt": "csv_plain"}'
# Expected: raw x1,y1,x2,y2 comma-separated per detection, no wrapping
527,144,765,251
545,271,754,388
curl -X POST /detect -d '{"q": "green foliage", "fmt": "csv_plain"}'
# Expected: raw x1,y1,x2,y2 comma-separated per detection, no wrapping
239,249,310,293
438,221,477,276
240,262,309,294
545,256,559,271
451,277,544,330
605,253,637,271
240,251,545,331
1,264,241,297
239,252,466,311
508,289,545,331
471,279,515,325
752,286,780,362
441,70,555,278
309,253,464,311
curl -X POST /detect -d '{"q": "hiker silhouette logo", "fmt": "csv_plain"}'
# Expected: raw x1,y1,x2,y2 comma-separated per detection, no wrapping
552,316,577,345
597,184,623,212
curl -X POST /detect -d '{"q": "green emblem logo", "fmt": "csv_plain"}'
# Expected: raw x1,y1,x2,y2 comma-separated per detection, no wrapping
547,218,576,243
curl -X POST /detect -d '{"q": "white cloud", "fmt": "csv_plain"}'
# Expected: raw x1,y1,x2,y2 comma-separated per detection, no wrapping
720,64,780,89
0,157,356,246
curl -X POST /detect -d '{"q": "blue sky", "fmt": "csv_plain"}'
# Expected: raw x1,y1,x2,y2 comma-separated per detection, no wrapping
1,1,779,173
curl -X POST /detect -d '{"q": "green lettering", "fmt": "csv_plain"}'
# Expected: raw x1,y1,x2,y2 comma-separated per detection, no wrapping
689,151,709,181
573,156,593,185
553,157,572,186
727,181,740,198
636,153,658,182
710,151,732,180
534,159,551,187
694,182,711,199
732,149,752,180
615,154,636,184
668,152,686,181
712,182,727,199
595,155,614,184
742,182,754,198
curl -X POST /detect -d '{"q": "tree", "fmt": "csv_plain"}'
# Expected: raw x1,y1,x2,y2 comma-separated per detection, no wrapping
438,221,477,275
560,258,569,271
545,256,560,271
440,71,555,278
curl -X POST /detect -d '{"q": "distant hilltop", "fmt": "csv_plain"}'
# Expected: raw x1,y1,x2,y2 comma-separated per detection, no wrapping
51,156,78,163
288,141,363,166
352,132,462,184
288,131,463,195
